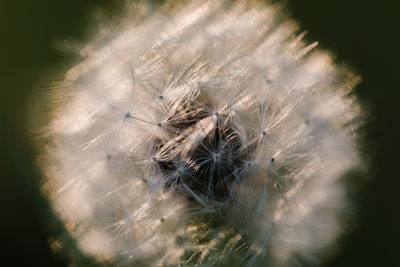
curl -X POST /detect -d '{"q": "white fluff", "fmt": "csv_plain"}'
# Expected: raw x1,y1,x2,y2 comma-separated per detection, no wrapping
39,0,362,266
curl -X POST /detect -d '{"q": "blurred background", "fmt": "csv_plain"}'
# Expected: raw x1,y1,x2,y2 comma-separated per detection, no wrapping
0,0,399,266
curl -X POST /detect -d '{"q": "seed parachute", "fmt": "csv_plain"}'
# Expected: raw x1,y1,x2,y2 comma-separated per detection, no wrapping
38,0,362,266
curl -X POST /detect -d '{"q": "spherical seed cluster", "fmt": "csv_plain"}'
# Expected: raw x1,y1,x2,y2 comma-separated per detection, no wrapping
39,0,361,266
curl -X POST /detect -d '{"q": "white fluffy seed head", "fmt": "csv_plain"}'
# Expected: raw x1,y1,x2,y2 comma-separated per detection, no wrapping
38,0,362,266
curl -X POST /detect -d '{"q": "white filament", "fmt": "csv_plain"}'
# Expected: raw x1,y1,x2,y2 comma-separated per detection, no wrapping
39,0,362,266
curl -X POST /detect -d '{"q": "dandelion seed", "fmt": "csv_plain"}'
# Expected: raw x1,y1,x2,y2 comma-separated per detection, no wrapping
38,0,362,266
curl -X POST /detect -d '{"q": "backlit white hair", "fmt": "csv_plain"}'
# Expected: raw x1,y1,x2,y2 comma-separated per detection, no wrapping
39,1,361,266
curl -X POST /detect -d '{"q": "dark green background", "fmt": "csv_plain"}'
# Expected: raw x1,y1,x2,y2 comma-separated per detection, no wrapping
1,0,399,266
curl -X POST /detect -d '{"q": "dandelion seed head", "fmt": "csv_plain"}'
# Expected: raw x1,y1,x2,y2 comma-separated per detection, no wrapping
39,0,362,266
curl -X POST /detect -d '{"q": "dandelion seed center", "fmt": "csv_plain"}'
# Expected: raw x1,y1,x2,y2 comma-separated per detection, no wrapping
154,101,249,202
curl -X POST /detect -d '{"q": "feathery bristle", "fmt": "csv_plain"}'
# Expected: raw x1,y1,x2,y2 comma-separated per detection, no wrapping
38,0,362,266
